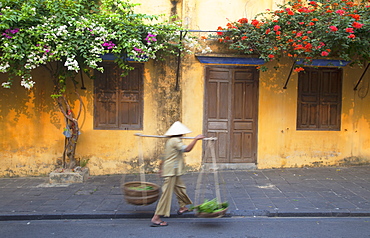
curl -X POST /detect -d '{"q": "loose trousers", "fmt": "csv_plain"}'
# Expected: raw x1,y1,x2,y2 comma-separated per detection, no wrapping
154,175,192,217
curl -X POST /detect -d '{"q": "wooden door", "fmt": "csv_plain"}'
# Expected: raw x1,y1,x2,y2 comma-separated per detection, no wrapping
204,66,258,163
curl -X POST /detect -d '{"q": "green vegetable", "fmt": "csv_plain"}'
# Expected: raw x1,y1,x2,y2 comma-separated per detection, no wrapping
190,199,228,213
129,185,154,191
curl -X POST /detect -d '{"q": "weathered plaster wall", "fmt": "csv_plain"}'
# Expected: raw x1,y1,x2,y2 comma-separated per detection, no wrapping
0,56,184,177
0,68,66,177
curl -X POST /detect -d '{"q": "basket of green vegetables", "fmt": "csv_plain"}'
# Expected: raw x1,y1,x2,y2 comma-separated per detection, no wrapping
190,198,229,218
122,181,160,206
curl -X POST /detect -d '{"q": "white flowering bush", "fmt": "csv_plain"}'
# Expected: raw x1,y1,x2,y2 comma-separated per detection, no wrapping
0,0,185,169
0,0,184,90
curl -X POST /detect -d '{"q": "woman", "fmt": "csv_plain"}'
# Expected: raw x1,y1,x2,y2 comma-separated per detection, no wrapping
151,121,205,227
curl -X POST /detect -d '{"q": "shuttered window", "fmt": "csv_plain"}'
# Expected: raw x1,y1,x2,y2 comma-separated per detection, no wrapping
94,62,143,130
297,67,342,131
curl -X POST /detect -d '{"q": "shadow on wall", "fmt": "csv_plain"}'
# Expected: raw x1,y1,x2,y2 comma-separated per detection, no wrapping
0,67,94,131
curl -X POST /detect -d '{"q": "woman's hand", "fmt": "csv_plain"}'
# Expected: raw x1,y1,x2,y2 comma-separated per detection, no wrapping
195,134,206,140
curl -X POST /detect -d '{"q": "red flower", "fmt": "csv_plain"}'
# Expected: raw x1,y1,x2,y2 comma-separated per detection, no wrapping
329,26,338,32
349,14,360,20
308,22,315,26
305,43,312,50
217,26,223,36
294,67,305,72
226,23,236,29
321,51,329,56
251,19,259,26
345,28,354,33
268,54,275,59
241,36,248,40
265,29,271,34
311,18,319,21
288,10,294,15
238,18,248,24
294,44,304,50
299,22,305,25
352,22,364,29
348,34,356,39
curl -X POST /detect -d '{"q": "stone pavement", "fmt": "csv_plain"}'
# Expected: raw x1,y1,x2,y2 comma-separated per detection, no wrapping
0,166,370,221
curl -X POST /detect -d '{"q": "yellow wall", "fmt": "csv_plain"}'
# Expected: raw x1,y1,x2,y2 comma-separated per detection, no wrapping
257,58,370,168
1,0,370,177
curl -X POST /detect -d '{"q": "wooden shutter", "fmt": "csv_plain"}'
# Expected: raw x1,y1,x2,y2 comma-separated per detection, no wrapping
94,62,143,130
119,64,143,130
297,68,342,130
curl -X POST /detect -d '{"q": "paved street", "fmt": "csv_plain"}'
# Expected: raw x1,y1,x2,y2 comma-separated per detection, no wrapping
1,217,370,238
0,166,369,220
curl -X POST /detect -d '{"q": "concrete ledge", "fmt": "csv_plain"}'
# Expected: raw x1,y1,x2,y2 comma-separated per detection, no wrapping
49,167,89,184
203,163,257,170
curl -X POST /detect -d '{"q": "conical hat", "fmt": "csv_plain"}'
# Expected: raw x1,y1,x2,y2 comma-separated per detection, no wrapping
164,121,192,136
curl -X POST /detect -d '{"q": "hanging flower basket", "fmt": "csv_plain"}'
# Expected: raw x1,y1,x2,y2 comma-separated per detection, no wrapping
122,181,160,206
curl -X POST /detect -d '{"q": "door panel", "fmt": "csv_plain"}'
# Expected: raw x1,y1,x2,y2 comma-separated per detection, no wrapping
204,66,258,163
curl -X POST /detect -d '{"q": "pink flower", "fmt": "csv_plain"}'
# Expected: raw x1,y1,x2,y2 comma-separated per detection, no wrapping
273,25,281,31
345,28,354,33
321,51,329,57
335,10,346,15
134,47,143,53
329,26,338,32
307,31,312,34
348,34,356,39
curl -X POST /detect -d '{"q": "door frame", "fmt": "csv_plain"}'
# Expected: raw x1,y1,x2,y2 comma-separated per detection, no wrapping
202,65,259,167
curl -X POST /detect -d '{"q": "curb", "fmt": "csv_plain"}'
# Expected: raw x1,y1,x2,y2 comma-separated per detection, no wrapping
267,211,370,217
1,210,370,221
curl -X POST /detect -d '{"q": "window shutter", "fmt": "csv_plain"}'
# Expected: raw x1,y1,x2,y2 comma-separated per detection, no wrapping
297,68,342,131
119,64,143,130
94,62,119,129
297,69,320,129
94,62,143,130
319,69,341,130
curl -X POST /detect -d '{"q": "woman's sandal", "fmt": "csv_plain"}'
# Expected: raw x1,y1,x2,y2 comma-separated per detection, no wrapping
177,209,189,215
151,221,168,227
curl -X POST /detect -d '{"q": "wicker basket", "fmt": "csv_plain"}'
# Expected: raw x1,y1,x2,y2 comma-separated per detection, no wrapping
195,207,228,218
122,181,160,206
